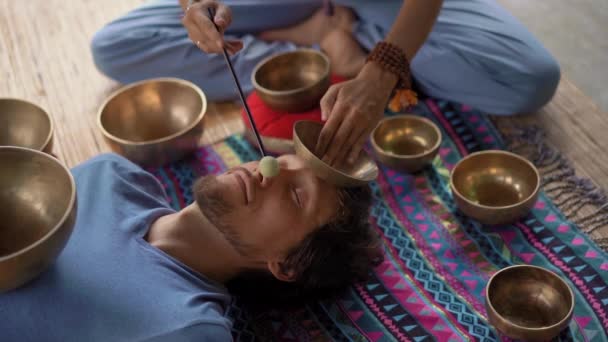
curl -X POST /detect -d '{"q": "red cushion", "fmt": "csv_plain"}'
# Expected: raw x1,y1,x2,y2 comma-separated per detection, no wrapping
241,75,347,140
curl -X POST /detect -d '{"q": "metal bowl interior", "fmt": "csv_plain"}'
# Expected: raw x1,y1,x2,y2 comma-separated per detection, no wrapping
451,150,539,208
293,121,378,187
0,147,75,262
253,50,329,94
486,265,574,336
372,115,441,158
98,78,206,145
0,98,53,151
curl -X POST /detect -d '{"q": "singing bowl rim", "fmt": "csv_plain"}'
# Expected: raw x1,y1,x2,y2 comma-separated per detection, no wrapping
450,150,541,210
96,77,207,146
293,120,378,187
485,264,575,332
0,97,54,152
251,49,331,96
0,146,76,262
371,115,442,160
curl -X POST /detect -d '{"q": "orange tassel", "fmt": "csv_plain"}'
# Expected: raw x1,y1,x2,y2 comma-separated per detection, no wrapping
388,89,418,112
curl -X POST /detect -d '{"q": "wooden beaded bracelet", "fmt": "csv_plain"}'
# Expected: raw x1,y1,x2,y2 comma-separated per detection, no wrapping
366,41,418,111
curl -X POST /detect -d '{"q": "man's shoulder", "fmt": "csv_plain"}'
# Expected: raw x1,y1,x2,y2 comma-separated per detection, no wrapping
146,320,233,342
71,153,168,205
72,153,141,174
72,153,158,188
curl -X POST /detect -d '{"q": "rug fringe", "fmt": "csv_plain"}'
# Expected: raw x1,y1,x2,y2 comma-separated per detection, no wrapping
495,121,608,251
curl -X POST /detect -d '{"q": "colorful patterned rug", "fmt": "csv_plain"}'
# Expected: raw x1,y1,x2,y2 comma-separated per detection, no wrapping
148,99,608,342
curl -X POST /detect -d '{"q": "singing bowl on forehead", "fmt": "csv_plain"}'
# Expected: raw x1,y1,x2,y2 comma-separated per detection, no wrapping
98,78,207,167
0,98,54,153
293,121,378,187
252,49,330,112
371,115,442,173
450,150,540,225
0,147,76,292
486,265,574,341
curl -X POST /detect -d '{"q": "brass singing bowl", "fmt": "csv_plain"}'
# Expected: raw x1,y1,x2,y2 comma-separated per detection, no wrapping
486,265,574,341
371,115,442,173
0,147,76,293
98,78,207,167
0,98,54,153
450,150,540,225
293,120,378,187
252,49,330,112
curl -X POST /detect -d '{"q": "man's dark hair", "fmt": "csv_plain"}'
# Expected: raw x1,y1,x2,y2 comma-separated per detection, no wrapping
226,185,383,310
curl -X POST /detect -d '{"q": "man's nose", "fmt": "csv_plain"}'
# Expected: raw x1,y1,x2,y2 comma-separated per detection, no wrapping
260,175,273,188
252,167,273,188
257,168,293,189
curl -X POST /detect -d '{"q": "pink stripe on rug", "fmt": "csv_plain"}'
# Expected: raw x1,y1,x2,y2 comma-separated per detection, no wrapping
516,222,608,330
354,283,412,342
336,300,383,341
426,100,468,156
372,217,473,341
377,174,487,315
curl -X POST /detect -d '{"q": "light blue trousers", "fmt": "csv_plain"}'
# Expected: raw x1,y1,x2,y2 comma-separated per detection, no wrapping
91,0,560,115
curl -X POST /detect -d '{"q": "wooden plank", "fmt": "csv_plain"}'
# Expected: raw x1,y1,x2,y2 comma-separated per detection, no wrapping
495,78,608,190
494,78,608,240
0,0,142,166
200,102,244,146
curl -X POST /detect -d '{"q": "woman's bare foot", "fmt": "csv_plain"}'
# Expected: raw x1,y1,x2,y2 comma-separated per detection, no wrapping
258,6,355,46
321,29,366,78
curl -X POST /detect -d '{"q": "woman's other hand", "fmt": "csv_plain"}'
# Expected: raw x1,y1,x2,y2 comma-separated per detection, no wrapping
182,0,243,55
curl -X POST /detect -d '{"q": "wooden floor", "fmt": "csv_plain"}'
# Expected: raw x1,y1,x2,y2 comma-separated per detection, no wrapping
2,0,607,239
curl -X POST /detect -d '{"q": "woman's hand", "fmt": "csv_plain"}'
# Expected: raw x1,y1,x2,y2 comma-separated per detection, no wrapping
181,0,243,55
315,63,398,166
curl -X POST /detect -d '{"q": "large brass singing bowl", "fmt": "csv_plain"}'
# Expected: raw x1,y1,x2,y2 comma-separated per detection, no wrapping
486,265,574,341
371,115,442,173
0,98,54,153
252,49,330,112
0,147,76,293
98,78,207,167
293,121,378,187
450,150,540,225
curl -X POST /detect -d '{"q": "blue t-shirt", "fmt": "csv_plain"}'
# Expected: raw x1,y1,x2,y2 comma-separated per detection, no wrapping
0,154,233,342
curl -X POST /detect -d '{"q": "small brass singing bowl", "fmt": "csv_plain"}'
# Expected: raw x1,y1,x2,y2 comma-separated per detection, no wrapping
98,78,207,167
0,147,77,293
371,115,442,173
0,98,54,153
252,49,330,112
486,265,574,341
450,150,540,225
293,121,378,187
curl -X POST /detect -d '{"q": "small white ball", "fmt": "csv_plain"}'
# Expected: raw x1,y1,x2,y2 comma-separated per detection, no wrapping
259,156,280,178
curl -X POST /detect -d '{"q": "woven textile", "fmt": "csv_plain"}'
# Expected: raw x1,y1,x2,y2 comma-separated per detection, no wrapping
149,99,608,342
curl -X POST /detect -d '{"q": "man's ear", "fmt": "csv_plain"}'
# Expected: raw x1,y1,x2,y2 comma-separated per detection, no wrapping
267,260,297,282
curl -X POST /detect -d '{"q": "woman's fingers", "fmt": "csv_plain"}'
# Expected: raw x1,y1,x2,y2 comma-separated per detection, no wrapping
339,118,368,165
320,85,339,121
319,101,351,165
182,14,211,52
323,107,365,166
213,2,232,29
183,0,238,53
346,127,371,165
191,7,223,51
225,40,244,54
315,85,341,156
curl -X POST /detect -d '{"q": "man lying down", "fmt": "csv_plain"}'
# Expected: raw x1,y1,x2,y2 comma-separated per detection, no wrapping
0,153,381,342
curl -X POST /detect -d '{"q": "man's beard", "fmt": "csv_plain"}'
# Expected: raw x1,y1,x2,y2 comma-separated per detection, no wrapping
193,175,255,256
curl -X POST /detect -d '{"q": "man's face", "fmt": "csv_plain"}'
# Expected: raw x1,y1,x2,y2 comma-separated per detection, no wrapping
194,154,339,261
